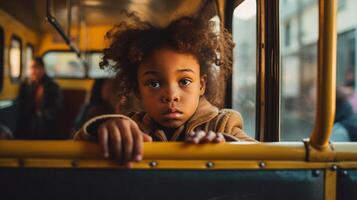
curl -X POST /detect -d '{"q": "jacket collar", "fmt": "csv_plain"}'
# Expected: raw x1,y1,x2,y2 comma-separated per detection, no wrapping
133,97,219,141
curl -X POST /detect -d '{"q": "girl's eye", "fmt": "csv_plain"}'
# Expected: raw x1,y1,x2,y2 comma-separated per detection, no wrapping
148,81,160,88
180,79,192,86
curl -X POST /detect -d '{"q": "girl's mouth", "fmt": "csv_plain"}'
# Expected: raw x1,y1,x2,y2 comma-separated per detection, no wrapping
162,108,183,119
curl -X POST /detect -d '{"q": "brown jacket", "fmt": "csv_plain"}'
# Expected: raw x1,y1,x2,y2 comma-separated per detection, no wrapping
74,98,256,142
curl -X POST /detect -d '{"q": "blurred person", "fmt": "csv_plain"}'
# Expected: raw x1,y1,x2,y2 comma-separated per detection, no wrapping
73,78,127,133
342,67,357,113
341,81,357,113
334,87,357,141
16,57,63,139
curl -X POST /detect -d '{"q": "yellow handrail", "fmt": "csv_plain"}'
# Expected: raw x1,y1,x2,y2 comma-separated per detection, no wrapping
309,0,337,150
0,141,305,161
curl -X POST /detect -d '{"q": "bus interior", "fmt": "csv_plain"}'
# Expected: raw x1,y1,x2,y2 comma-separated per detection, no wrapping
0,0,357,200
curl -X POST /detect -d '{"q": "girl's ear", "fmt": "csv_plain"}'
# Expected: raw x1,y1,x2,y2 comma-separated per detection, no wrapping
200,75,207,96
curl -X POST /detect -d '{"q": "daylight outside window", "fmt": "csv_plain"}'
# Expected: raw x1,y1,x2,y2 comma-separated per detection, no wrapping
9,37,22,80
280,0,357,142
43,52,85,78
24,45,34,77
232,0,257,138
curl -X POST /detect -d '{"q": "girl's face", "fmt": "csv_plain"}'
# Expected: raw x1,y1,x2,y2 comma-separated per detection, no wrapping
137,48,206,129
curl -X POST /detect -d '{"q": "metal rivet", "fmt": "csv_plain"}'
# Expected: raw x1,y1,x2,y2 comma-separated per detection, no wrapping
342,170,348,175
258,161,266,168
149,161,157,168
71,160,79,168
312,170,321,177
331,165,338,171
206,161,214,168
18,159,25,167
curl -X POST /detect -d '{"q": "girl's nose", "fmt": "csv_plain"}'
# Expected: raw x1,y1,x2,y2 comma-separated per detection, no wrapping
162,88,180,103
162,96,180,103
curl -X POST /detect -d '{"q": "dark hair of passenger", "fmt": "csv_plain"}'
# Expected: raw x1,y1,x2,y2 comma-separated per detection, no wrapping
336,88,350,106
345,79,355,88
34,57,45,68
90,78,109,105
99,12,234,108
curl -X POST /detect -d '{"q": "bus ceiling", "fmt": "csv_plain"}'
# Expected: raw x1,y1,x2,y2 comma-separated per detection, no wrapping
0,0,225,58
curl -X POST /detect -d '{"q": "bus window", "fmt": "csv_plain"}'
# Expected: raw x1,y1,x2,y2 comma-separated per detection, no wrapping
24,44,34,77
88,52,112,78
9,35,22,81
280,0,318,141
0,26,4,92
43,51,85,78
333,0,357,142
232,0,256,138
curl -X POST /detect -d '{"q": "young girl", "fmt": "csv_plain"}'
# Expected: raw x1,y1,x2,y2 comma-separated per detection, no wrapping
74,14,255,163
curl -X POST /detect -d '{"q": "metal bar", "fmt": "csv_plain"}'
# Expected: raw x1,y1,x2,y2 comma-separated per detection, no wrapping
224,0,234,108
256,0,266,141
325,170,337,200
0,159,343,169
0,141,306,161
309,0,337,150
256,0,280,141
46,0,80,57
67,0,72,38
334,143,357,161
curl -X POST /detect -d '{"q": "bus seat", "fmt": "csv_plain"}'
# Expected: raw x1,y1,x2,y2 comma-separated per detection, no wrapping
337,170,357,200
0,100,17,134
57,88,88,138
0,168,323,200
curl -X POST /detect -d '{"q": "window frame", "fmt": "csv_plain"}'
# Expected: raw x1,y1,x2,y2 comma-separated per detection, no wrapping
24,43,35,78
0,26,4,92
9,35,23,83
256,0,281,142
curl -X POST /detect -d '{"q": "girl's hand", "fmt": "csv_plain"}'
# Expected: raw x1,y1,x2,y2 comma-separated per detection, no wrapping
185,130,225,144
98,118,152,164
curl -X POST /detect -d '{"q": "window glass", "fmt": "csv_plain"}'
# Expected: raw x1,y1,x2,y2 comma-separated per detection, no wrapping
334,0,357,142
24,44,34,77
10,36,22,80
280,0,357,142
43,52,85,78
88,53,112,78
280,0,318,141
232,0,257,137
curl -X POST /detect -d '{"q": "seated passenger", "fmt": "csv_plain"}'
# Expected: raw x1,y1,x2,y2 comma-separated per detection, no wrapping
0,124,13,140
73,78,122,132
334,87,357,141
75,14,255,164
16,57,63,139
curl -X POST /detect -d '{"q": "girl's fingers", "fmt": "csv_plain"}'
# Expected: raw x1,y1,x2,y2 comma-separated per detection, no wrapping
118,120,133,162
201,131,216,143
214,132,225,143
192,130,206,144
131,125,144,162
108,122,122,159
142,133,153,142
98,125,109,158
185,131,195,143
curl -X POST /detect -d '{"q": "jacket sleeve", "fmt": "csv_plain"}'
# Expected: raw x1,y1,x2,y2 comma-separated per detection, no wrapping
73,114,133,140
215,109,257,142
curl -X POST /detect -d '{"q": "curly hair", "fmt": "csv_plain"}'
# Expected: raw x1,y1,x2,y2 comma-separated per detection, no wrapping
100,12,234,108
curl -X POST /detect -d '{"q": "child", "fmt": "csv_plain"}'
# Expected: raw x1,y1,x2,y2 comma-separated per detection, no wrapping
74,14,255,163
